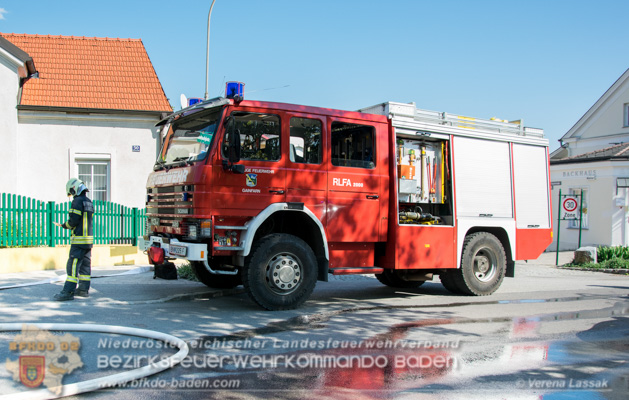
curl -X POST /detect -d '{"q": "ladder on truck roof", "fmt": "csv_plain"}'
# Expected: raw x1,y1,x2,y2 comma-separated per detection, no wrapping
358,101,545,140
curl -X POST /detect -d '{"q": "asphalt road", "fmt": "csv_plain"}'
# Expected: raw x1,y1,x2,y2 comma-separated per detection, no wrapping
0,252,628,399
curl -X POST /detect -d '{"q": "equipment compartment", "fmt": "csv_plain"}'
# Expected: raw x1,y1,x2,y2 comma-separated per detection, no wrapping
396,136,453,226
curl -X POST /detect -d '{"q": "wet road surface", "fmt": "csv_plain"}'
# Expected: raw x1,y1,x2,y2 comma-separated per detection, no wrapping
0,252,628,399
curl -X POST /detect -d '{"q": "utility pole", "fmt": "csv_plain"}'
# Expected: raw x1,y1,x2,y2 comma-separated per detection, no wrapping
204,0,217,100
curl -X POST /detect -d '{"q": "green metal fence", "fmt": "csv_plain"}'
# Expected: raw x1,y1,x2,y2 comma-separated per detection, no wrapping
0,193,146,248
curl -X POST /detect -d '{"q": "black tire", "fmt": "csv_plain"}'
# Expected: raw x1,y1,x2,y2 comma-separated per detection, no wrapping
190,261,242,289
242,233,317,310
452,232,507,296
439,270,465,294
375,270,426,288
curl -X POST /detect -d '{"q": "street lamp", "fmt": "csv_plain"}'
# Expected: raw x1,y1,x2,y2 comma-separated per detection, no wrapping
204,0,217,100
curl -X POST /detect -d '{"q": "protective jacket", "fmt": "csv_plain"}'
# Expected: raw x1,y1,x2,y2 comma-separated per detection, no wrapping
62,192,94,248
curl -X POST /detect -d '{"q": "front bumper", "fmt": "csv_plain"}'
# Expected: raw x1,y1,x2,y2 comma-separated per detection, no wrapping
138,236,208,261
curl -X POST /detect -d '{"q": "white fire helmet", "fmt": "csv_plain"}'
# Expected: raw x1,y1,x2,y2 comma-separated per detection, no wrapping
65,178,88,197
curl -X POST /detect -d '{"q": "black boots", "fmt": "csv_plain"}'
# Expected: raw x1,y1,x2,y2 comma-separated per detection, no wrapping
53,291,74,301
53,289,89,301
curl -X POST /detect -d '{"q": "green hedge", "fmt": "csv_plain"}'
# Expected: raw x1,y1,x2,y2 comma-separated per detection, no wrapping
597,246,629,262
566,246,629,270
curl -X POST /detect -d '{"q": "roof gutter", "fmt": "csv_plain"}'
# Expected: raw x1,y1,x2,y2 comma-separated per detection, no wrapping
17,104,171,117
0,35,38,85
20,59,38,86
550,156,629,165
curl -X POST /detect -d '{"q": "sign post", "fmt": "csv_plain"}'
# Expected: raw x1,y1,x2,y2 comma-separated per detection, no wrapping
556,189,582,265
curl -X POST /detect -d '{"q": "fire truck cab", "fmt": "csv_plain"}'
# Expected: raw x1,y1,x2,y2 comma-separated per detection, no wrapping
139,92,552,310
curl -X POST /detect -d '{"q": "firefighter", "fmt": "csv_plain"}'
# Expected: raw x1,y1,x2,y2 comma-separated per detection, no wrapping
53,178,94,301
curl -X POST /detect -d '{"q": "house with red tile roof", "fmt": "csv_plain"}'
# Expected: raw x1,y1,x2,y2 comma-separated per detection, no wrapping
0,33,172,207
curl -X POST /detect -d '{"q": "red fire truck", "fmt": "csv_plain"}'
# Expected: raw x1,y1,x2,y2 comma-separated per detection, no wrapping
139,87,552,310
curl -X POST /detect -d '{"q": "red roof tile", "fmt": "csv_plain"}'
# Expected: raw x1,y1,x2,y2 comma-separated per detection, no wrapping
1,33,172,113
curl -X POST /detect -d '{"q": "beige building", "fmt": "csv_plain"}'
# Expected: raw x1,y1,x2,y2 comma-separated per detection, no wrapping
550,68,629,250
0,33,172,207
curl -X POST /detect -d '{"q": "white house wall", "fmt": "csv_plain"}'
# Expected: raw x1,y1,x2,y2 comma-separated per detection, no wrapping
560,69,629,157
17,111,161,208
550,161,629,250
575,79,629,141
0,53,20,195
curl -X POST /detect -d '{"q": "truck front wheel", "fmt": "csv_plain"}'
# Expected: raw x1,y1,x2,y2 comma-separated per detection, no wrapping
452,232,506,296
243,233,317,310
190,261,242,289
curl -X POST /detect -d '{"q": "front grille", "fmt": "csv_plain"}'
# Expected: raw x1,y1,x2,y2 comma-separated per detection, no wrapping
146,185,193,216
146,184,196,238
147,185,194,194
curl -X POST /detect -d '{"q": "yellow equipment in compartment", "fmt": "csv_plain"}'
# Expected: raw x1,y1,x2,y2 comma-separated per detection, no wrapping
399,211,441,225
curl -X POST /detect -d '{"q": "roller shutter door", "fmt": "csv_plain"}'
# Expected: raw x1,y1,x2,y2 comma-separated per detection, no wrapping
453,137,513,218
512,144,550,228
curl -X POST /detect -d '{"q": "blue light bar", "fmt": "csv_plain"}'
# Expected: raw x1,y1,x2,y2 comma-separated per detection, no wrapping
188,98,203,107
225,82,245,99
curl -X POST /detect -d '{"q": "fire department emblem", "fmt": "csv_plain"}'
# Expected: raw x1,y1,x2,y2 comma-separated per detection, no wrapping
246,173,257,187
7,325,83,395
19,356,45,388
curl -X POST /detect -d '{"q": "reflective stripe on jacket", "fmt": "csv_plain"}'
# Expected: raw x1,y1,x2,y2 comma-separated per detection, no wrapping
62,193,94,247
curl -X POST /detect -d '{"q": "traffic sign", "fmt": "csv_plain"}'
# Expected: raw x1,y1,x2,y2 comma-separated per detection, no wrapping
561,196,579,220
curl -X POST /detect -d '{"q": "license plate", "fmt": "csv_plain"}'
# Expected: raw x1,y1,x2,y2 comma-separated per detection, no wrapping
169,244,187,257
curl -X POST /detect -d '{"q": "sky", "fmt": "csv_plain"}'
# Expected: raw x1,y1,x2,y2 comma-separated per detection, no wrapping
1,0,628,152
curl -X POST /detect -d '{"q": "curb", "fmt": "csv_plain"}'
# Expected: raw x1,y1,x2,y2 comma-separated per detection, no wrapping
0,266,154,291
1,266,245,304
557,266,629,275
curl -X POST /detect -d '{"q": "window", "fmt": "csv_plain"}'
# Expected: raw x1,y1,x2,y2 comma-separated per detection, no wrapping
160,109,222,165
624,103,629,127
617,177,629,192
223,112,281,161
331,122,375,168
77,161,109,201
289,117,322,164
568,187,588,229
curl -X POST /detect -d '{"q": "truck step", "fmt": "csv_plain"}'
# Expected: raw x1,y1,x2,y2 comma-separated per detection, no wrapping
331,267,384,275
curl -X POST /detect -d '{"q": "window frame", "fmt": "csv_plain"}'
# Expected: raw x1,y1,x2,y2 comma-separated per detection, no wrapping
567,187,589,230
159,108,223,166
330,121,376,169
75,159,110,202
222,111,282,162
289,117,323,165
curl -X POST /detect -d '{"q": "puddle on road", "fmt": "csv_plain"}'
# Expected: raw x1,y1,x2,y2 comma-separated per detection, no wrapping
179,299,629,398
195,294,628,344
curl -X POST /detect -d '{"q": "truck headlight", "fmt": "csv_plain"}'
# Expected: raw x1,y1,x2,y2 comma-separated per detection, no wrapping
200,220,212,237
188,225,198,239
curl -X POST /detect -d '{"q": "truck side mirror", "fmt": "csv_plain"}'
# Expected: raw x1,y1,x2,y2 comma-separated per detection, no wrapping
229,129,241,163
222,127,244,174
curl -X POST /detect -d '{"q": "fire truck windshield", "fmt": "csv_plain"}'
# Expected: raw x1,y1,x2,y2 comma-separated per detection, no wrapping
158,108,223,167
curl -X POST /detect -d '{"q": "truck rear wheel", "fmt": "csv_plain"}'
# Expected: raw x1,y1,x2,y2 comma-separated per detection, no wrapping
242,233,317,310
452,232,506,296
439,271,464,294
375,270,426,288
190,261,242,289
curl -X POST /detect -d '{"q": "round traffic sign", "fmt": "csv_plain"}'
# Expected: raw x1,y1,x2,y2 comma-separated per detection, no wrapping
563,197,578,212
